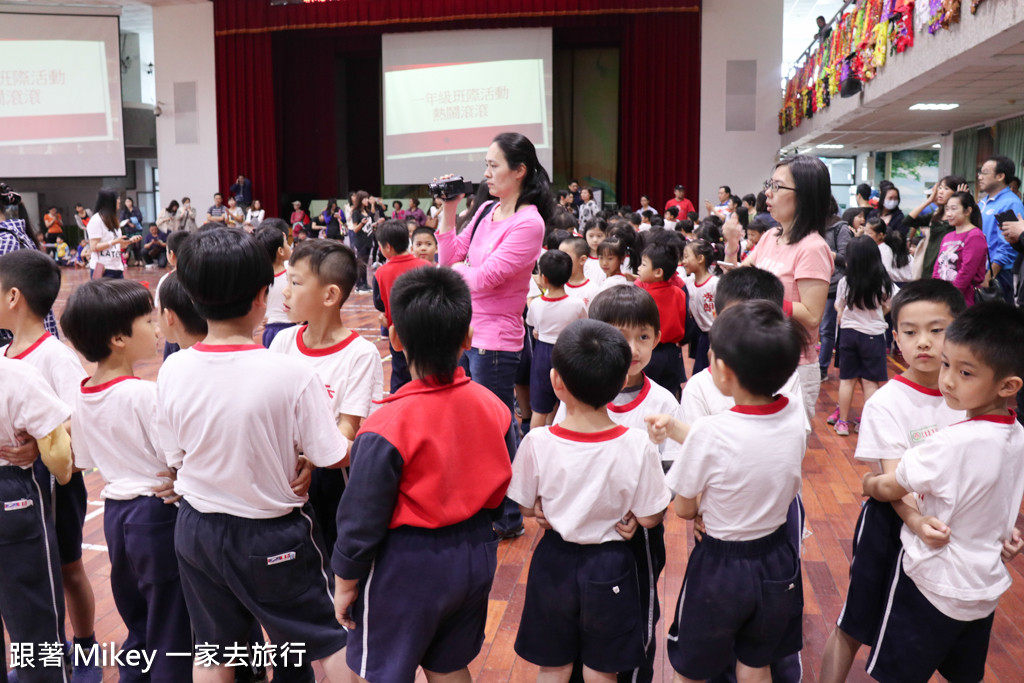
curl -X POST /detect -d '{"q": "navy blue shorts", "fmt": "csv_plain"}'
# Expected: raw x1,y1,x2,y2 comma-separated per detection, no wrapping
620,523,666,683
347,512,498,683
0,467,67,681
54,471,87,564
105,496,192,682
837,498,903,646
646,342,685,398
308,467,346,562
162,341,180,360
262,322,296,349
174,500,346,661
529,340,557,414
516,328,533,387
838,328,888,382
516,530,647,674
866,556,993,683
667,525,802,680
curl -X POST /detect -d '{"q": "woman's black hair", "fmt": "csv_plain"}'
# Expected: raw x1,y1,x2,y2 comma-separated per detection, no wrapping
844,235,893,310
884,227,910,269
176,227,274,321
880,186,901,215
491,132,555,221
166,200,180,215
326,199,338,213
61,279,153,363
94,187,119,232
773,154,830,244
948,191,982,230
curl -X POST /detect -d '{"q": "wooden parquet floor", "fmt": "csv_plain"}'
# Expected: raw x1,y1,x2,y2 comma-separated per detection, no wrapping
7,264,1024,682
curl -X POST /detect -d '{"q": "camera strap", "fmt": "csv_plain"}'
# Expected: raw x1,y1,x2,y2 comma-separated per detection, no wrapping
464,200,497,265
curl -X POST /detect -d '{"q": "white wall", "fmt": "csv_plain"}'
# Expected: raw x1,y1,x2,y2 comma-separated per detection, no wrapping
153,3,219,207
699,0,784,206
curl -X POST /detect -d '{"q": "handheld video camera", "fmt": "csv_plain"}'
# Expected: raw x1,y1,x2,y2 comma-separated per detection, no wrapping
428,176,469,201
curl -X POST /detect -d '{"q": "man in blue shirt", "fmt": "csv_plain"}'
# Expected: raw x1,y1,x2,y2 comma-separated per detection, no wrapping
977,155,1024,303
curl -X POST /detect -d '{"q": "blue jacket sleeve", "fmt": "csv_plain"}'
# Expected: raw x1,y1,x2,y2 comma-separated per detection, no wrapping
372,276,385,313
331,432,403,580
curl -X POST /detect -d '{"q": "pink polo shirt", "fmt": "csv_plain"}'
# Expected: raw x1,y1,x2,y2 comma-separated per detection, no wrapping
438,203,544,352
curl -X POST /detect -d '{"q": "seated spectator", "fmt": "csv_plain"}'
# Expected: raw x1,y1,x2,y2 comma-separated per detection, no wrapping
143,223,168,268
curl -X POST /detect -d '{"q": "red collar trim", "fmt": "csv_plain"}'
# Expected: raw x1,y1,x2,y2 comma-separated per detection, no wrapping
965,410,1017,425
694,275,713,287
389,253,419,264
375,368,472,403
730,395,789,415
192,342,263,352
549,424,629,442
541,294,568,302
566,279,591,289
81,375,138,394
297,326,358,357
894,374,942,397
5,331,50,359
588,255,599,260
608,376,651,413
639,280,670,290
274,269,287,277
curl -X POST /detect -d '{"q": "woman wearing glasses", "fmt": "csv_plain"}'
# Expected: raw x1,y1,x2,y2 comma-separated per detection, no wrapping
725,155,834,419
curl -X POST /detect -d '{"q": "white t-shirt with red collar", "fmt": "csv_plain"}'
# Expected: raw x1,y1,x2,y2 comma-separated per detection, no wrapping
0,356,70,469
525,295,587,344
679,367,809,434
895,412,1024,620
665,395,807,541
565,277,601,313
269,326,383,419
683,273,718,333
72,376,168,500
507,424,671,545
583,256,606,287
855,374,964,464
265,264,291,325
1,331,86,407
156,342,348,518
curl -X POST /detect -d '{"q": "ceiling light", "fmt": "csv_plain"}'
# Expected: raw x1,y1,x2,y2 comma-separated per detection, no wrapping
932,143,941,148
908,103,959,111
816,144,844,149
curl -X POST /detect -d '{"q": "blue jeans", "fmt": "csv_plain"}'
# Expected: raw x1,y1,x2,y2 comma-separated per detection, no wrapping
819,296,838,371
996,267,1014,303
460,346,523,533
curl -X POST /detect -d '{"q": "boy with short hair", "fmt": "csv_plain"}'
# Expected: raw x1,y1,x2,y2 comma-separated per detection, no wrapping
255,221,294,348
332,266,515,683
156,229,191,359
373,219,429,392
820,279,970,683
656,301,808,683
159,227,350,682
559,236,600,310
636,242,688,399
861,302,1024,683
509,318,670,681
0,249,102,683
411,226,438,263
526,250,587,430
61,279,192,682
0,355,73,683
269,239,383,554
158,271,208,351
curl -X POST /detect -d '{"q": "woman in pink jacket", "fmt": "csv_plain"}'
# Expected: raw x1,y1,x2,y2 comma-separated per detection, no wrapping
933,191,990,305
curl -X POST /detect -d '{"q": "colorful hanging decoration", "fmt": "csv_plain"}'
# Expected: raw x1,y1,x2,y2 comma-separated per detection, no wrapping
970,0,984,14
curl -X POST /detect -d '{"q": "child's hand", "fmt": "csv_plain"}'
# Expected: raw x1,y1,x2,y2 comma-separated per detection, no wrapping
692,514,706,542
290,456,314,496
861,472,877,497
1002,527,1024,561
0,431,40,467
334,577,359,630
615,511,638,541
532,498,551,530
645,414,674,444
152,469,182,504
913,516,951,549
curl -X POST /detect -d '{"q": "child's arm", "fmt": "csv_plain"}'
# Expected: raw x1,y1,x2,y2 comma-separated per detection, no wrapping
861,471,909,502
37,423,72,485
878,458,950,549
635,509,665,528
645,413,690,445
672,493,700,520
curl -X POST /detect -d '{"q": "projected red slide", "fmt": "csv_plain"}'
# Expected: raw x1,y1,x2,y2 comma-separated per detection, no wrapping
0,40,113,145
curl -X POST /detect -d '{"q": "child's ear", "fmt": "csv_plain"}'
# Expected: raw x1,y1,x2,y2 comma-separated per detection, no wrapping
653,267,665,280
323,283,343,308
652,329,662,346
389,325,403,352
998,375,1023,399
550,368,565,394
462,325,474,351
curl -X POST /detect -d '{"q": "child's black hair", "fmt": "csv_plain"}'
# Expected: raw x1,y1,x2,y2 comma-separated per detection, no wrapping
545,229,572,252
944,302,1024,380
254,225,286,264
714,267,784,313
687,211,700,223
642,243,678,281
684,239,717,273
560,236,589,260
734,206,749,229
390,266,471,385
411,226,437,244
551,319,631,409
890,279,965,327
0,249,60,318
166,229,190,255
629,212,642,227
676,219,694,235
883,227,910,269
746,218,769,235
176,228,274,321
61,279,153,362
597,238,627,262
844,235,893,310
582,218,607,238
606,225,640,273
289,239,358,306
538,250,573,288
710,300,807,396
158,271,208,337
666,206,680,219
376,219,410,253
589,285,660,333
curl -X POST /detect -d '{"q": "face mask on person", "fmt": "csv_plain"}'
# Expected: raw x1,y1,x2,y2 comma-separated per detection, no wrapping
883,199,898,210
